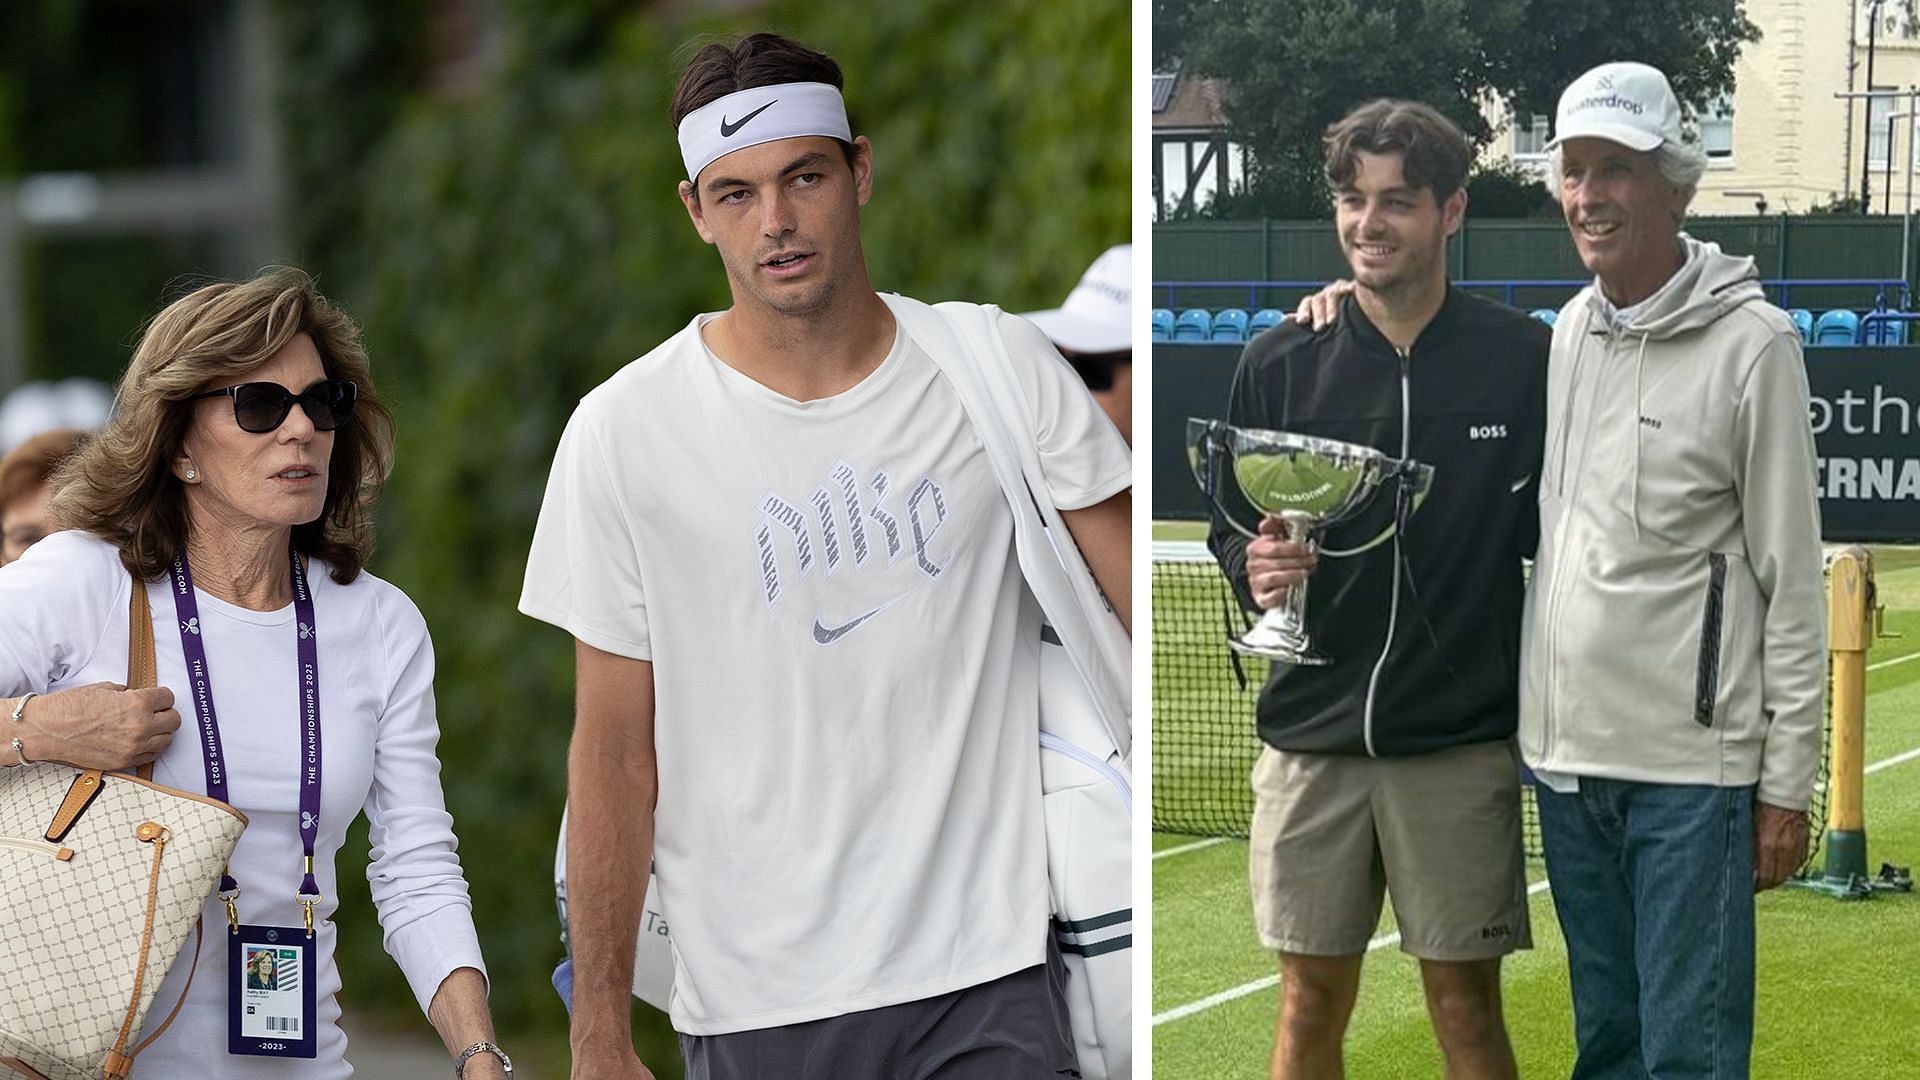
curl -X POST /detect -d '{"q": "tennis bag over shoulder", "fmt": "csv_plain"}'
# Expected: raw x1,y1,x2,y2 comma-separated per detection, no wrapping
891,293,1133,1080
0,578,247,1080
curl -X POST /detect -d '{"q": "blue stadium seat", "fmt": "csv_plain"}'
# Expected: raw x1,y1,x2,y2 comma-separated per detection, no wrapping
1788,308,1814,343
1863,312,1908,345
1813,309,1859,347
1250,308,1287,336
1210,308,1250,343
1152,308,1175,343
1173,308,1211,343
1530,309,1557,326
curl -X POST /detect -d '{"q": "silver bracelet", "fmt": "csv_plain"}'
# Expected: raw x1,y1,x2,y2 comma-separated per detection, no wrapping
454,1041,512,1077
4,693,35,767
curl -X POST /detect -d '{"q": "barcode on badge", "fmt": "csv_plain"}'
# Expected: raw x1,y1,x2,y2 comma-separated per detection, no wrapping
265,1015,301,1034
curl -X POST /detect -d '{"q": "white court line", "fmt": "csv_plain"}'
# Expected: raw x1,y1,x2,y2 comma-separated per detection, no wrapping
1155,837,1228,860
1869,651,1919,673
1154,739,1920,1028
1867,746,1920,775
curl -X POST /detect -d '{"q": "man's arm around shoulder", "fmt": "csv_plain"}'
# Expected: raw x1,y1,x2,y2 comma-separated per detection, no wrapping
568,641,659,1079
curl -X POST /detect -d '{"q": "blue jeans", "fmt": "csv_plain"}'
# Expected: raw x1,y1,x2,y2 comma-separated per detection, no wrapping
1535,779,1756,1080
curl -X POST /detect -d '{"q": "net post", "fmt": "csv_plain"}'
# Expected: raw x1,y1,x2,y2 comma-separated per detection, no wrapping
1819,546,1872,888
1794,548,1912,898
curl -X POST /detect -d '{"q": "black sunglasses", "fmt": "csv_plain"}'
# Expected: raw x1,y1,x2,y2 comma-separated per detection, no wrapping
191,379,357,434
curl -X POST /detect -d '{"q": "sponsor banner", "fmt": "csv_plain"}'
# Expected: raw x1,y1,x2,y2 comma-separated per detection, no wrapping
1154,344,1920,542
1807,348,1920,542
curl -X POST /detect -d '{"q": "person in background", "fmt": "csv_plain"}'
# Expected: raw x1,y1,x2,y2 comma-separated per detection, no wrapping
1020,243,1132,444
0,428,87,565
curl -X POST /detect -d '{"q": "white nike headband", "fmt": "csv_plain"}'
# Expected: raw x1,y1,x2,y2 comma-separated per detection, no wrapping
678,82,852,183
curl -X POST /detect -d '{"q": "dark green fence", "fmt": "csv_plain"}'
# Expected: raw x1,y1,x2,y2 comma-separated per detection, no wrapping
1154,215,1916,315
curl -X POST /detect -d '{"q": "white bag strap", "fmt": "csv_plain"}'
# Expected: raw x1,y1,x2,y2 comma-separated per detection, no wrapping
885,294,1130,756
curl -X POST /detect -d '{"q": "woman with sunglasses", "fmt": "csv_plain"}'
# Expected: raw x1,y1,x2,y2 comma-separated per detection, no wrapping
0,270,510,1078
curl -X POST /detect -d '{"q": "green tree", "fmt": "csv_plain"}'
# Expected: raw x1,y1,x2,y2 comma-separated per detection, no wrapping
1164,0,1759,216
1491,0,1760,117
1466,162,1558,219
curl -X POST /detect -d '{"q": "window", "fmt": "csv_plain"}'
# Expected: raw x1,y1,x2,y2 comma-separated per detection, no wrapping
1700,95,1733,160
1152,72,1176,114
1869,88,1895,168
1512,113,1550,160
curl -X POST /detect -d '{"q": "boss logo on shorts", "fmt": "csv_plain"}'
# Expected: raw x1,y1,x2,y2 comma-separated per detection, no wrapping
1468,424,1509,440
755,460,955,642
1480,923,1513,940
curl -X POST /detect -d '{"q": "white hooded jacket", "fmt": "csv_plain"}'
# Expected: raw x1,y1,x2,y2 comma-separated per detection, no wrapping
1520,236,1826,809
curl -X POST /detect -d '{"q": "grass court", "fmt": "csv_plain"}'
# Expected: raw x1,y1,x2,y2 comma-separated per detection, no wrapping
1151,521,1920,1078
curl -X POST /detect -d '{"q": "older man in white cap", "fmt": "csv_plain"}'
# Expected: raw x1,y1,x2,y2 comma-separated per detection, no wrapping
520,31,1131,1080
1021,244,1133,443
1522,61,1824,1078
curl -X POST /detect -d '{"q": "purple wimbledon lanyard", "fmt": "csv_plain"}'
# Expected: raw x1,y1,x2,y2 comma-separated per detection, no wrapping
171,546,323,933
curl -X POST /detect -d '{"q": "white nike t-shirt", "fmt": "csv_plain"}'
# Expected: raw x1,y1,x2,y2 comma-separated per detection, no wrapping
520,305,1130,1034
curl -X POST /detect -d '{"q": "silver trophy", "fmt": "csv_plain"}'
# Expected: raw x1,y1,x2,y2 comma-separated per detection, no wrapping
1187,418,1433,665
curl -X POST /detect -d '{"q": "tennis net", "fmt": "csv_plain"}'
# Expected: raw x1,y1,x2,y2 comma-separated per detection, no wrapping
1151,541,1830,870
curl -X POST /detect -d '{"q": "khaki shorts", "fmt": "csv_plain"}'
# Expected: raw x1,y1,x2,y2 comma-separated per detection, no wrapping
1248,739,1532,961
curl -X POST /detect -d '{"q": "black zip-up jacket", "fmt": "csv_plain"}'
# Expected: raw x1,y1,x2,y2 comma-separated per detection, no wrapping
1208,288,1548,757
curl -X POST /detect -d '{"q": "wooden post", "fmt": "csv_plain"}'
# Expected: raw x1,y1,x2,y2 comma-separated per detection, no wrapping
1822,547,1873,884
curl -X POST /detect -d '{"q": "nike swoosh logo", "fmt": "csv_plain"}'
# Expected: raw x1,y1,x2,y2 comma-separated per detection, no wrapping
812,590,915,645
720,100,777,138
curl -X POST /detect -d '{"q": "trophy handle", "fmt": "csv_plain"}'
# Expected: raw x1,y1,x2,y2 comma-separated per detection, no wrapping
1186,418,1263,540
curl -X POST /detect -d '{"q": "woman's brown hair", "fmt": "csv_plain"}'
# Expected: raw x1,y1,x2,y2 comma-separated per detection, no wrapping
0,428,87,511
49,268,394,584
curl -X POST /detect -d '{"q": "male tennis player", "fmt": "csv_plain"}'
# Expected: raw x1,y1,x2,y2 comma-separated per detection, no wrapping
1210,100,1545,1080
1521,61,1824,1077
520,33,1131,1080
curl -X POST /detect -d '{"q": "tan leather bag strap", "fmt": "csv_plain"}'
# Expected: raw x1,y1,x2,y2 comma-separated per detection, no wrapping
127,919,201,1059
102,825,170,1080
102,578,201,1079
128,575,156,782
42,577,160,843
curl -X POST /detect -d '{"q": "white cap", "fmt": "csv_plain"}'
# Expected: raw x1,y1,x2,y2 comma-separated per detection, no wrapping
0,378,112,456
1547,62,1684,152
1020,245,1131,354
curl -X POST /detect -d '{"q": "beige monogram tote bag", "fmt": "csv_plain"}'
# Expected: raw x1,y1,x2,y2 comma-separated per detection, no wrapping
0,577,246,1080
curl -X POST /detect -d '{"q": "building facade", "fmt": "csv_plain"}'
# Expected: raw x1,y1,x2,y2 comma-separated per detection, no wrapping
1494,1,1920,216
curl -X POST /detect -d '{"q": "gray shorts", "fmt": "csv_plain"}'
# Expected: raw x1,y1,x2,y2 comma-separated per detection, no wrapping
678,940,1080,1080
1248,739,1533,961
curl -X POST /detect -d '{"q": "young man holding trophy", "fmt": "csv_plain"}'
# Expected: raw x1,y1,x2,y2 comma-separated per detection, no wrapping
1206,100,1548,1080
519,32,1132,1080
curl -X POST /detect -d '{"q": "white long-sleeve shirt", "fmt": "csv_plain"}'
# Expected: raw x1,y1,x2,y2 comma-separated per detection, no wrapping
0,530,485,1077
